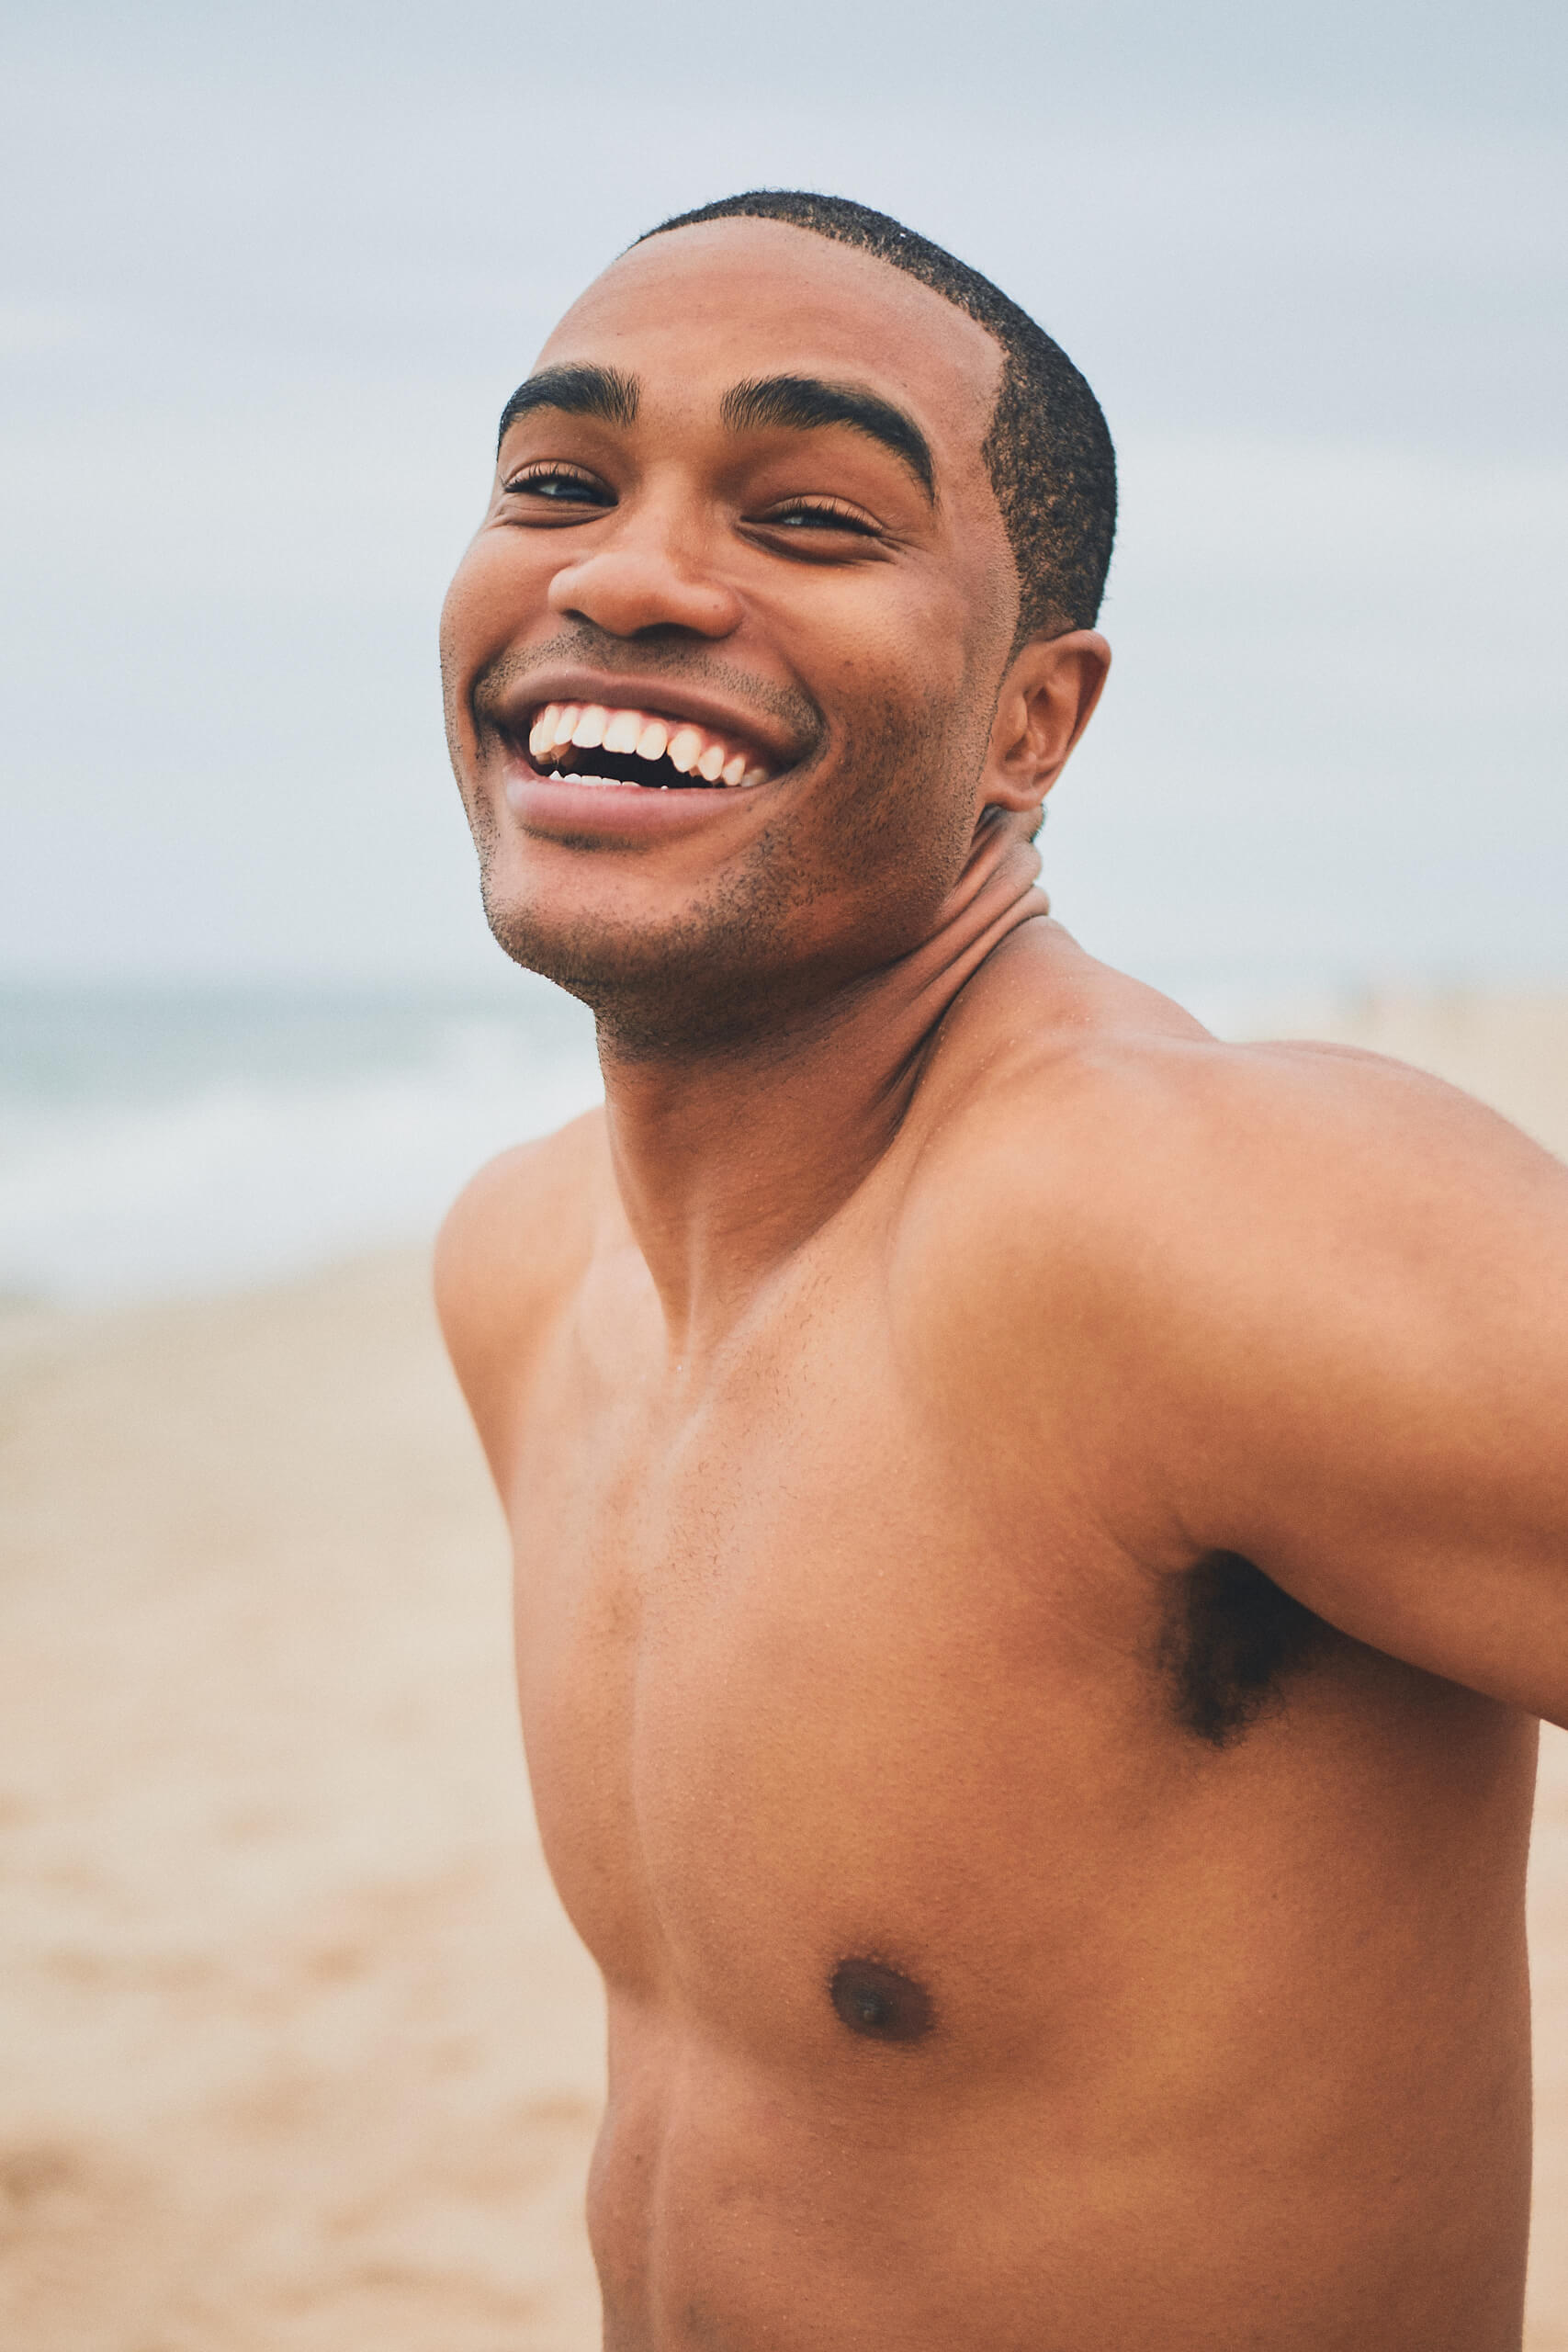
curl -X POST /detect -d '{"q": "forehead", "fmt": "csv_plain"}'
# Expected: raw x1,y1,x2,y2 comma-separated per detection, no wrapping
534,218,1004,480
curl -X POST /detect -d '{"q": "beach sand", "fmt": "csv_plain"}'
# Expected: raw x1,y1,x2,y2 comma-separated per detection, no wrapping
1,989,1565,2348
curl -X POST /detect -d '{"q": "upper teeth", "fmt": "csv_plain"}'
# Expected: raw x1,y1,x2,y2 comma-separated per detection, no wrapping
527,702,770,788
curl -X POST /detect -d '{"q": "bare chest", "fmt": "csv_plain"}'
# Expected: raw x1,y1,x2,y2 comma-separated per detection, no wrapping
501,1270,1367,2072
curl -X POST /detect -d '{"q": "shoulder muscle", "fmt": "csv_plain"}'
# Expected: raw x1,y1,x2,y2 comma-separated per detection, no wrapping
902,1023,1568,1711
434,1107,607,1471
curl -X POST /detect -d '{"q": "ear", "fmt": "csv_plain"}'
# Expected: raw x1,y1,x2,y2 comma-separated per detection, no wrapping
979,629,1111,819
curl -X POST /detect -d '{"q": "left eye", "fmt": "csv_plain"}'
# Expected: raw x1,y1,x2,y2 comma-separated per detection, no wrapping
763,503,874,535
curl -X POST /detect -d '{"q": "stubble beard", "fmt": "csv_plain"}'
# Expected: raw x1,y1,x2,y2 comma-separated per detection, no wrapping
479,819,814,1062
470,690,983,1067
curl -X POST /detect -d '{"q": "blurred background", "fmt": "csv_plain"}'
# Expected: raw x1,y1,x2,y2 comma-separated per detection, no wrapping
5,8,1568,2347
3,0,1564,1304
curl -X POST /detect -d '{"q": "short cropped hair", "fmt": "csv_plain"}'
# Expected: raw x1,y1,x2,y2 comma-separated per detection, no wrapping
637,190,1116,644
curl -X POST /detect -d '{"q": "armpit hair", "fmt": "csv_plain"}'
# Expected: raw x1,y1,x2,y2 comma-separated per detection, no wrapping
1158,1550,1328,1748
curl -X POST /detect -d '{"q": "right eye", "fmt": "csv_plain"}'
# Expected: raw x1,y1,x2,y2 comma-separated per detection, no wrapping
501,465,614,507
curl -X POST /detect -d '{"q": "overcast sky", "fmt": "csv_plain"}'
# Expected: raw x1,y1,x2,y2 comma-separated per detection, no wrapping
2,0,1564,990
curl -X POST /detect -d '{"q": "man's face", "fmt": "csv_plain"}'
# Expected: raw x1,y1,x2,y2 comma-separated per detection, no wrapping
440,218,1022,1048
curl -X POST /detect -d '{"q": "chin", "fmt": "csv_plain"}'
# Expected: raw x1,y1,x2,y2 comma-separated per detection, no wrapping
479,873,808,1058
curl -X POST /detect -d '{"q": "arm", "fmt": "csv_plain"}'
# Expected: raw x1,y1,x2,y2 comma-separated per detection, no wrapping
924,1038,1568,1724
433,1108,605,1490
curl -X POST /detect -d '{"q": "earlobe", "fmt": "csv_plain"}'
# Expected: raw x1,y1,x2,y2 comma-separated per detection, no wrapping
981,628,1111,814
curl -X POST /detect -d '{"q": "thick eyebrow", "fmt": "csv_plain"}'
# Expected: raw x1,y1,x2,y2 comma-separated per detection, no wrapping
720,374,935,501
495,363,936,503
497,364,639,449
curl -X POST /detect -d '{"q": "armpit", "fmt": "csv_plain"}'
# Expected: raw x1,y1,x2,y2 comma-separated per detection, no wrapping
1157,1549,1328,1748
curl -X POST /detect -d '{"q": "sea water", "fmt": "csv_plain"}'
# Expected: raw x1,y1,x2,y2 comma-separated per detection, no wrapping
0,977,603,1307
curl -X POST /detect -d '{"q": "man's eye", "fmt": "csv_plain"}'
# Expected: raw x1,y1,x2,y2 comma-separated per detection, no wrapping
502,468,612,505
761,501,876,536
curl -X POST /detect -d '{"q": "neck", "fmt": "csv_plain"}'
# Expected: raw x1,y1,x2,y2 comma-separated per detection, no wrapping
598,814,1045,1356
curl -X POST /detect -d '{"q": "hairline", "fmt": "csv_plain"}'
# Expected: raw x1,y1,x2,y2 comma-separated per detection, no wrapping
630,209,1010,374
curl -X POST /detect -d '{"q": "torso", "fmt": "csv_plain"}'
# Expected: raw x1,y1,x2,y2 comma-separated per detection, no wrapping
462,939,1538,2350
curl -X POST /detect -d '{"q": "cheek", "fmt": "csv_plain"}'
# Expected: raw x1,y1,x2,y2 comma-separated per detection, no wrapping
439,527,542,686
820,686,990,936
853,560,1001,722
437,549,488,728
841,605,995,805
438,546,522,787
807,605,967,793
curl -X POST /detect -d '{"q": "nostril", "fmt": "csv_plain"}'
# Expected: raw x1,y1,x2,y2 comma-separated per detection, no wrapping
547,555,743,640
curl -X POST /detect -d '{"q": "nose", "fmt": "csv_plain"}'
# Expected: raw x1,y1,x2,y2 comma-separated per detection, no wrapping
547,497,743,641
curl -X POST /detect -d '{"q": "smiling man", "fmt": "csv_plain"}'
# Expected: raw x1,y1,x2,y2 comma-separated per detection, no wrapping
435,191,1568,2350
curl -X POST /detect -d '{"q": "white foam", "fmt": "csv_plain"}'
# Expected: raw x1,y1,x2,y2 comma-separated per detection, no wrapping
0,1013,603,1307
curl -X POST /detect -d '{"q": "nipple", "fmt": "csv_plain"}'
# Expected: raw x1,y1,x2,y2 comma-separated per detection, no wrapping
829,1957,933,2043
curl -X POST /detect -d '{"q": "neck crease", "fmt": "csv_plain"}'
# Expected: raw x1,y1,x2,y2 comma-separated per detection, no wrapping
598,815,1046,1358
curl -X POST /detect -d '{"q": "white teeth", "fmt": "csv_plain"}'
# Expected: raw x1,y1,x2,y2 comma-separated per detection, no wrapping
527,700,773,788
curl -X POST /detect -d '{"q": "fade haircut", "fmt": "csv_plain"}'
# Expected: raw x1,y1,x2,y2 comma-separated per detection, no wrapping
637,190,1116,645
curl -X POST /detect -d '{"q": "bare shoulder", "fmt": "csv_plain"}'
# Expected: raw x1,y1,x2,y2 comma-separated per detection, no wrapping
434,1105,610,1455
892,926,1568,1711
908,920,1567,1260
894,922,1568,1542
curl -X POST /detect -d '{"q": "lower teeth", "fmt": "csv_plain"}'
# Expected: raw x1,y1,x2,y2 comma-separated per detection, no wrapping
554,766,718,789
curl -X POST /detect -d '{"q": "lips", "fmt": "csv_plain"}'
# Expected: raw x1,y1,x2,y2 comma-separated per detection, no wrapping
525,701,774,791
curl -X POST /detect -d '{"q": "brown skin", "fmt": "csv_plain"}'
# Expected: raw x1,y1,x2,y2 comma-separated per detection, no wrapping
436,218,1568,2348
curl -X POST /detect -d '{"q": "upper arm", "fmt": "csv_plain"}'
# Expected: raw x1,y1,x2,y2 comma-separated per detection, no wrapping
911,1040,1568,1723
433,1110,604,1485
1154,1056,1568,1717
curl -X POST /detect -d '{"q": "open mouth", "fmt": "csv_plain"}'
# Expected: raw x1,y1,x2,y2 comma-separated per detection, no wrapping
524,702,776,791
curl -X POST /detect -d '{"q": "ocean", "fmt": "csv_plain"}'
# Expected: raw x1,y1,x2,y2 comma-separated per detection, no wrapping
0,978,604,1308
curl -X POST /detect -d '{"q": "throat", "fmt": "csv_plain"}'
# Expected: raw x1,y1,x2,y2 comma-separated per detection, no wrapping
598,814,1050,1347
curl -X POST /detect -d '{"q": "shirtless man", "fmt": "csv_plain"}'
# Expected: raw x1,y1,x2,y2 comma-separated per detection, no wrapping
434,190,1568,2348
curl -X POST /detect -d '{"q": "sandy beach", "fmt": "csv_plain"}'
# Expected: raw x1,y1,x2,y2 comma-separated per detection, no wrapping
2,989,1566,2348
